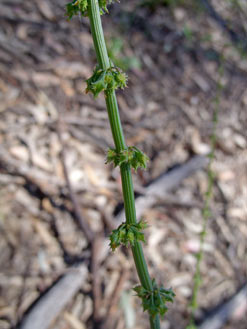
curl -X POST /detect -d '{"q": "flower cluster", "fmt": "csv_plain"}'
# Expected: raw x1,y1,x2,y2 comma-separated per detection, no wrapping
106,146,149,171
86,66,127,97
66,0,116,19
109,220,148,251
133,279,175,318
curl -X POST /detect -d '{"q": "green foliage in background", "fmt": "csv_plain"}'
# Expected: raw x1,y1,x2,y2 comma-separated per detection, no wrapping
140,0,200,11
186,57,224,329
107,37,141,71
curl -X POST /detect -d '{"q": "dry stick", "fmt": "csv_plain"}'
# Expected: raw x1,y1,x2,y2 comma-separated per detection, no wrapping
116,155,208,224
200,0,246,49
91,235,104,324
57,121,94,243
18,266,88,329
104,267,130,328
0,148,61,195
57,119,104,325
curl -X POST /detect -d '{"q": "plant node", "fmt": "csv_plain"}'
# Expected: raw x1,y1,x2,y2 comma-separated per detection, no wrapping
66,0,118,19
109,220,148,251
85,66,127,97
106,146,149,171
133,279,175,318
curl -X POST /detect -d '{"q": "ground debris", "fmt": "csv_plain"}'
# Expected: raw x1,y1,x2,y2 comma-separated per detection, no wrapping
0,1,246,329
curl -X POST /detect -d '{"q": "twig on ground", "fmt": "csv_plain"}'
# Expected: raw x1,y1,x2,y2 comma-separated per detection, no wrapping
200,0,247,50
57,115,104,328
104,267,129,329
0,148,61,195
198,284,247,329
17,266,88,329
91,235,104,327
57,120,94,243
116,155,208,224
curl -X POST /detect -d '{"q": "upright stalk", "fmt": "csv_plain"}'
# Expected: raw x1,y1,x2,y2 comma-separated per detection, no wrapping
87,1,158,326
66,1,174,327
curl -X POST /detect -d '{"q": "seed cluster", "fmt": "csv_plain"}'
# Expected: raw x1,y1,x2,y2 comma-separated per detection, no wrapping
86,66,128,98
66,0,117,19
109,220,148,251
106,146,149,171
133,279,175,318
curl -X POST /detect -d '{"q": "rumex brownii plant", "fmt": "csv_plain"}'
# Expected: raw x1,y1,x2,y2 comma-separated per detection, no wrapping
65,0,175,328
186,57,224,329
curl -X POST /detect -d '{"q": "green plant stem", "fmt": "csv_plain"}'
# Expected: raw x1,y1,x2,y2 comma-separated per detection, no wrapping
150,315,161,329
88,0,109,69
105,91,126,151
187,58,223,329
87,0,160,327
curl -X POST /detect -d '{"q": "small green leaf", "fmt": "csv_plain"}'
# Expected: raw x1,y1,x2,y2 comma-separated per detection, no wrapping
86,68,107,98
105,146,149,171
109,220,148,251
137,220,148,230
114,70,128,88
127,230,135,245
65,0,118,18
86,66,128,97
65,0,88,19
136,231,145,243
133,279,175,318
109,230,120,251
119,227,126,239
106,148,117,165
